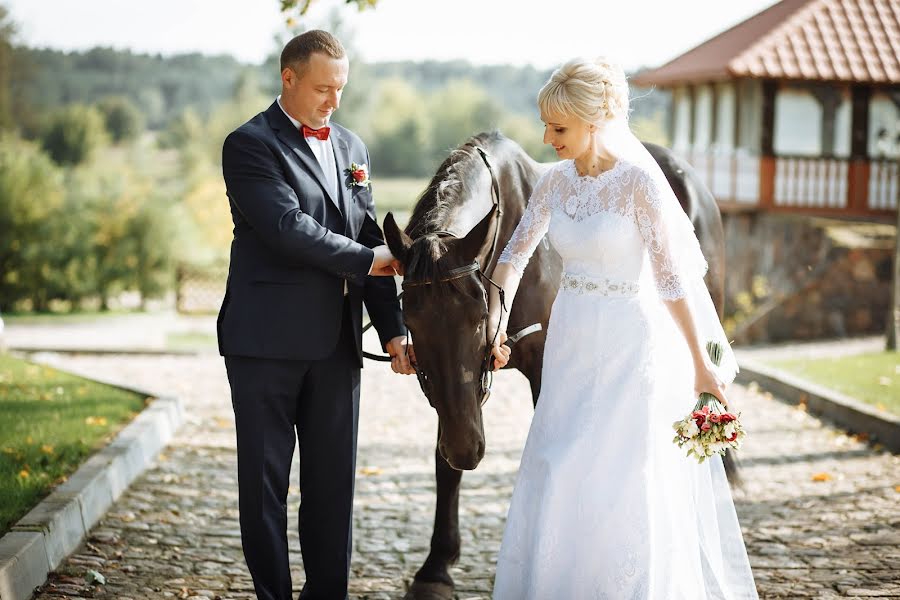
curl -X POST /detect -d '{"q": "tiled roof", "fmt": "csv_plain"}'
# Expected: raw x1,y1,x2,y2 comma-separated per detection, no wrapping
632,0,900,86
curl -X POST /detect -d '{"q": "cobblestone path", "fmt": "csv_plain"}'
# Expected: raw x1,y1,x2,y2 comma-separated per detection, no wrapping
27,351,900,599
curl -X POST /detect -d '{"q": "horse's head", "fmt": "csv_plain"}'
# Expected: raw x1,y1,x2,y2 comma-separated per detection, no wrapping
383,206,499,471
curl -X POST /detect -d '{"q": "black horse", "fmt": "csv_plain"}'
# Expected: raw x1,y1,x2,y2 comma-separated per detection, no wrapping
382,131,727,600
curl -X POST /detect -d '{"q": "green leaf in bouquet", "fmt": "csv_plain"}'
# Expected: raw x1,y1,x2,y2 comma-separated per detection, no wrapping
706,340,723,367
696,340,726,408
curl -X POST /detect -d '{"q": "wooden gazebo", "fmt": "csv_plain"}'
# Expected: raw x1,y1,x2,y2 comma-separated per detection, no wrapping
633,0,900,220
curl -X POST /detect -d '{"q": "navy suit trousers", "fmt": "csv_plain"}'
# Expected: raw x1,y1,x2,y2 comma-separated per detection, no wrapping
225,298,360,600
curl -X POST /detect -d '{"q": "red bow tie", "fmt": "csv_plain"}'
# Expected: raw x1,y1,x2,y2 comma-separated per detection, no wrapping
301,124,330,141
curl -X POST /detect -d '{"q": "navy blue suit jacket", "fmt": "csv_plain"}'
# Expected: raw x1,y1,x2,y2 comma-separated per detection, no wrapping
217,101,405,364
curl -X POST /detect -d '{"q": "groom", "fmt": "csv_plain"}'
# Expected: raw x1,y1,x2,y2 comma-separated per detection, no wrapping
218,30,413,600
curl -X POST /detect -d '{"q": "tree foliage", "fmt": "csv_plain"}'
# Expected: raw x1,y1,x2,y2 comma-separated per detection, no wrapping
0,135,65,310
40,104,108,166
97,96,144,143
0,5,15,131
13,47,247,130
0,133,180,311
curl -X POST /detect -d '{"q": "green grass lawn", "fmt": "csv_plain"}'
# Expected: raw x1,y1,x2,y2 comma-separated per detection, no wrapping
0,354,149,535
769,351,900,415
372,177,430,217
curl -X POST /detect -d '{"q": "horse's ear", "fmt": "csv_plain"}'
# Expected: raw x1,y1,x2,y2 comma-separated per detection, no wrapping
457,205,498,264
383,212,412,263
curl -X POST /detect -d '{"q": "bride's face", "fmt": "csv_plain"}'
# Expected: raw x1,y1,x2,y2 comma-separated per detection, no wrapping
541,110,594,160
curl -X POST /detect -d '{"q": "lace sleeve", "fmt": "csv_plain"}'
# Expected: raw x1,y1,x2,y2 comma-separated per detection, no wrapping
633,169,689,301
497,167,555,277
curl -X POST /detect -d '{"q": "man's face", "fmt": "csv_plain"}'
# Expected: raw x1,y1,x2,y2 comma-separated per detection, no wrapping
281,52,349,129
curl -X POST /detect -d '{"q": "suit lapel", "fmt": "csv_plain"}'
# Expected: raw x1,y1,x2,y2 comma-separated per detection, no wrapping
330,128,355,234
265,102,342,215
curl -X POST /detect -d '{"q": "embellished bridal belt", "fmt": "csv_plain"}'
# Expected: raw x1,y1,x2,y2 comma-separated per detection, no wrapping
559,272,640,297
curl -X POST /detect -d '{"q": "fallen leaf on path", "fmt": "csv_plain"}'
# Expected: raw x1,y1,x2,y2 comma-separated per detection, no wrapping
84,569,106,585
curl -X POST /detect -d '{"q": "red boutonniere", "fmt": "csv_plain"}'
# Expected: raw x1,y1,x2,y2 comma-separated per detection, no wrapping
345,162,370,189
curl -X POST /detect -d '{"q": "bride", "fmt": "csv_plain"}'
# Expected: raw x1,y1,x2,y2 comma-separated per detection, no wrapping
487,57,758,599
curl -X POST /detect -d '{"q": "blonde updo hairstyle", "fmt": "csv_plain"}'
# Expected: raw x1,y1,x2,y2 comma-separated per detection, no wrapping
538,57,629,125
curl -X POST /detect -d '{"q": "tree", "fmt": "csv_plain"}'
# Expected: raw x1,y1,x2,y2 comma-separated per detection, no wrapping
0,134,66,310
0,5,16,131
367,79,431,176
97,96,144,143
40,104,108,166
127,198,178,308
426,80,504,167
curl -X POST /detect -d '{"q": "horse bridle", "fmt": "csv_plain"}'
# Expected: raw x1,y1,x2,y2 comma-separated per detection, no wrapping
402,259,508,408
364,146,542,407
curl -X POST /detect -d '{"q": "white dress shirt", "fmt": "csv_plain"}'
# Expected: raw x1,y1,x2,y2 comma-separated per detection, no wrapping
277,96,373,294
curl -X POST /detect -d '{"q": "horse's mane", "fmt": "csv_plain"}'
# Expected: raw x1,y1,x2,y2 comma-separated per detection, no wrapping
405,131,506,285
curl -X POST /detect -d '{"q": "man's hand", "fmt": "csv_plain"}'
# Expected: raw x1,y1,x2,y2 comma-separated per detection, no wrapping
369,245,402,277
385,336,415,375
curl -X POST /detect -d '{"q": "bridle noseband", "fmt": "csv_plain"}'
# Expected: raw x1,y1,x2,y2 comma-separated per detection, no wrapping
402,259,508,408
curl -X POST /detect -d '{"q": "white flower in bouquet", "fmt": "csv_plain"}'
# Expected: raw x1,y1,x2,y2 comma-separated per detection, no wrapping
682,419,700,438
723,422,736,439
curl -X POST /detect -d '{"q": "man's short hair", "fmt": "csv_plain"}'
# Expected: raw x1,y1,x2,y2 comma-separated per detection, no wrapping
280,30,346,74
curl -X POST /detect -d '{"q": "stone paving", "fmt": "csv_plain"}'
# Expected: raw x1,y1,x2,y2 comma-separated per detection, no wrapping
24,345,900,599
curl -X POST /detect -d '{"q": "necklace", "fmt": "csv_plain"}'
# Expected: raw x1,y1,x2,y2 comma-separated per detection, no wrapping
574,156,616,178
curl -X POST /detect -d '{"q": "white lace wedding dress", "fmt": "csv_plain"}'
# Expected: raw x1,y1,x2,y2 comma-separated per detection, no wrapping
492,155,758,599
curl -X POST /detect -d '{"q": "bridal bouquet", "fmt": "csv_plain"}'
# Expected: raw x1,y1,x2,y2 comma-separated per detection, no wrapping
672,341,745,463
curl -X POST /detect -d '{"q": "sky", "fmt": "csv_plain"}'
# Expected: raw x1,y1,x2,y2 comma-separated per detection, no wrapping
5,0,780,71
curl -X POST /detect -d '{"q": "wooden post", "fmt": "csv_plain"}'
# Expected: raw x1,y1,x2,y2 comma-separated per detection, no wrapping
848,84,871,212
759,80,776,209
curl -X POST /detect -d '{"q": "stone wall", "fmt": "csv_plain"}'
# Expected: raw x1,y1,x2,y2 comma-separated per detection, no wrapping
721,213,895,344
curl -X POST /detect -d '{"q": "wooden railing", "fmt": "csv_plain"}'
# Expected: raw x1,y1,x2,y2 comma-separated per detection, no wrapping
869,159,900,211
772,156,848,209
679,149,897,218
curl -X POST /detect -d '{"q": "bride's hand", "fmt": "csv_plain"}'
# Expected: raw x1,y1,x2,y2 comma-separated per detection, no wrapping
694,360,729,406
491,331,510,371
